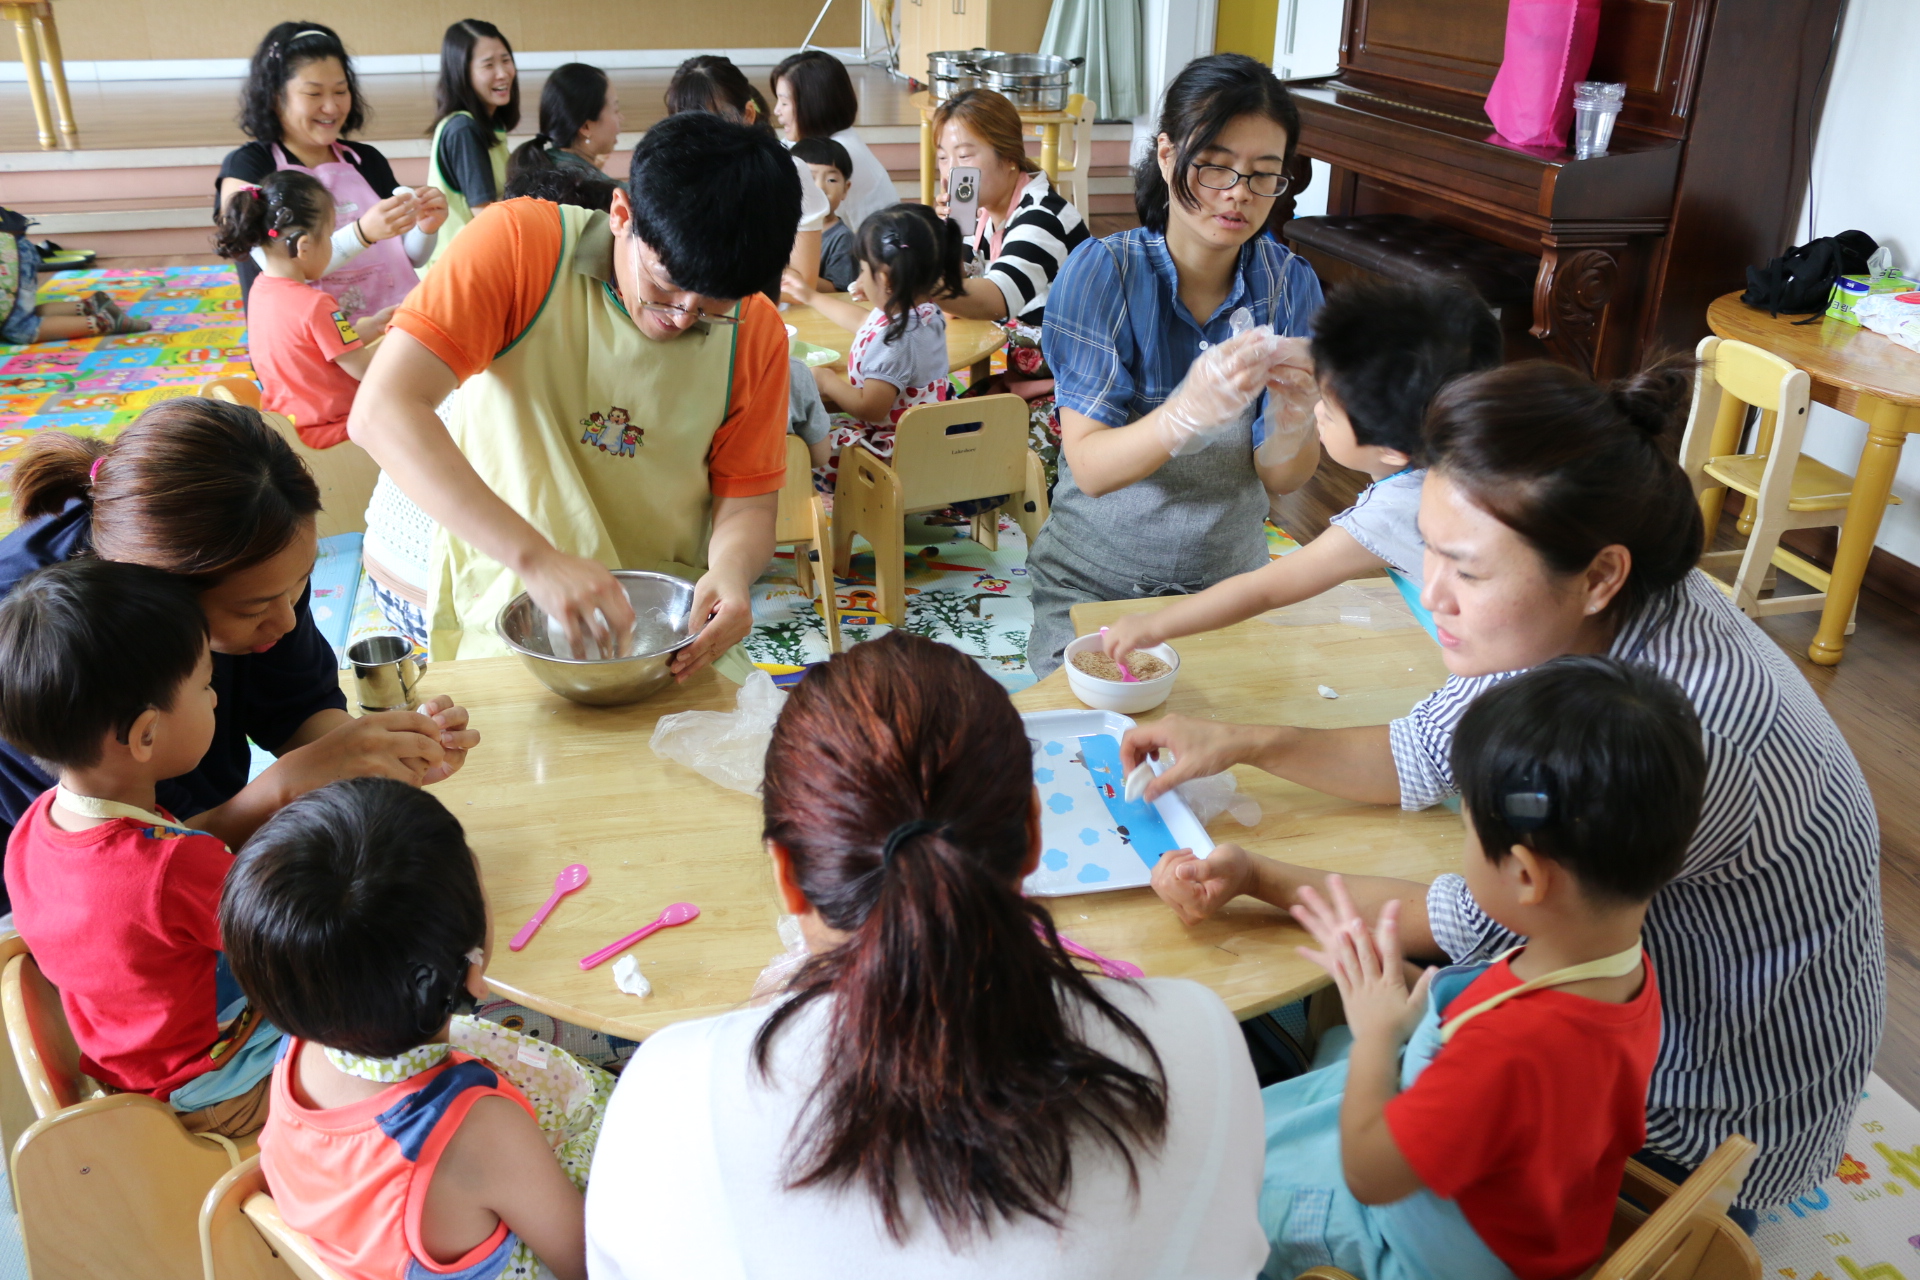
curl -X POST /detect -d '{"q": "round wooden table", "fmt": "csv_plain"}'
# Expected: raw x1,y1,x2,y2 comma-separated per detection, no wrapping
785,295,1007,385
396,593,1459,1039
1706,292,1920,664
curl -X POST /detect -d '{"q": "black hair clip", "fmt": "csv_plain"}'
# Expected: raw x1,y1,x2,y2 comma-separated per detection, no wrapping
1501,790,1552,832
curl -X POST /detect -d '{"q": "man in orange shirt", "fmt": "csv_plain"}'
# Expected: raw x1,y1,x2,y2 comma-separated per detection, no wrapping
348,113,799,675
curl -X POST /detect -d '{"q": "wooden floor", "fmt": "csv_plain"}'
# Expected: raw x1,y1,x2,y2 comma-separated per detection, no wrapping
0,62,919,153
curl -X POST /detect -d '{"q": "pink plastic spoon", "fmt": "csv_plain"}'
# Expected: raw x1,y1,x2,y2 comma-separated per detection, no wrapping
1033,920,1145,979
509,864,590,952
1097,627,1140,682
579,902,701,971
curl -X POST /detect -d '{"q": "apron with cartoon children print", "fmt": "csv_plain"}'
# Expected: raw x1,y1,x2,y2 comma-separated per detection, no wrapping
427,204,753,682
273,143,418,322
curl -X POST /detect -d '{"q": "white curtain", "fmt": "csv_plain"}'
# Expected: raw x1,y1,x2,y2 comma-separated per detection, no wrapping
1040,0,1147,120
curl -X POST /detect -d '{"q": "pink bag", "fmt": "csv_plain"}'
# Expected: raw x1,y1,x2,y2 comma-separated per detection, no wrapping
1484,0,1603,150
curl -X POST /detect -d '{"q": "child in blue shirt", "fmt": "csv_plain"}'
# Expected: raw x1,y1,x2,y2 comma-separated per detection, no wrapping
1101,281,1500,661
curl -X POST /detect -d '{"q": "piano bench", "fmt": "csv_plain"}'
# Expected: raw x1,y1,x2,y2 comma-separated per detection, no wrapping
1283,214,1538,304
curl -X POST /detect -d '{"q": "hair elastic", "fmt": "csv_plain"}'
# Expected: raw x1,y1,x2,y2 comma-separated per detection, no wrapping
879,819,943,870
87,457,105,485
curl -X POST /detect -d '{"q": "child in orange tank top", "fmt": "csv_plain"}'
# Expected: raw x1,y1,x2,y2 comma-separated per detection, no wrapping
224,778,610,1280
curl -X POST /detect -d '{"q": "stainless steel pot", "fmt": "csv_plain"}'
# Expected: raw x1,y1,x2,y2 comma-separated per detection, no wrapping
926,49,1000,103
979,53,1084,113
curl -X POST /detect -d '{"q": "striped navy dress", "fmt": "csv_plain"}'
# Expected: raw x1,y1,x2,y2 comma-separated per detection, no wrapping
970,169,1088,325
1389,569,1884,1209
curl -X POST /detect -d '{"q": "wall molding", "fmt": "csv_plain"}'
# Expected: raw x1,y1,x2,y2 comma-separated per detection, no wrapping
0,47,862,84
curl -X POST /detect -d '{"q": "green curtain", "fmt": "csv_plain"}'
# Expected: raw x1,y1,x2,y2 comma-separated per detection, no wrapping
1040,0,1146,120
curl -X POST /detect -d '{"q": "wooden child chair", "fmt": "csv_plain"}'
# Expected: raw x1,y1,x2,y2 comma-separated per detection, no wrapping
1289,1134,1760,1280
2,933,253,1280
830,393,1048,630
198,377,379,540
775,434,841,654
200,1155,343,1280
1679,336,1899,639
1048,94,1097,224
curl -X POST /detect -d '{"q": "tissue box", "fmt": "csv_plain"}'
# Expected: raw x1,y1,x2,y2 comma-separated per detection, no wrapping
1826,272,1917,325
1853,291,1920,353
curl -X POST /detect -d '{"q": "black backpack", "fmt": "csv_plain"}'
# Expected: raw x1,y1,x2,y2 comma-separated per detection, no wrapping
1743,229,1879,317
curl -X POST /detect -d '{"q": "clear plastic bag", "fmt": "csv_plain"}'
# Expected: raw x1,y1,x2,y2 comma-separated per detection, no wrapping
1260,580,1421,632
750,914,811,1006
648,669,787,794
1176,770,1263,829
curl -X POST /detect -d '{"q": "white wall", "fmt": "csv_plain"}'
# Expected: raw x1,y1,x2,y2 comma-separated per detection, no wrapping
1791,0,1920,565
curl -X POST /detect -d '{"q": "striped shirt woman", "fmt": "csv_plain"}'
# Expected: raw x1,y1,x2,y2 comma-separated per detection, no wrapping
1397,569,1882,1209
969,168,1088,325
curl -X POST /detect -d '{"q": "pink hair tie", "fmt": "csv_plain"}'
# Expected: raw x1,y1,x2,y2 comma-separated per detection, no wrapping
88,457,105,485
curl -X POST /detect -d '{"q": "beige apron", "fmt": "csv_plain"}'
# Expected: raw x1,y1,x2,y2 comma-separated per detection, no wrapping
425,111,508,270
427,205,753,681
1439,940,1645,1044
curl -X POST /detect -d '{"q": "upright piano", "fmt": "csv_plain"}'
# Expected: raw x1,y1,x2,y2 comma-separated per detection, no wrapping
1284,0,1845,378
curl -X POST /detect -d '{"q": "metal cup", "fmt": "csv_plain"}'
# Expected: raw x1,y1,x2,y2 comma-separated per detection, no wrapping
348,634,428,713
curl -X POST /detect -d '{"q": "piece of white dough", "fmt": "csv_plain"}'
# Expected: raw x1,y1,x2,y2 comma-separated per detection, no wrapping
1124,761,1155,804
612,953,652,998
1317,685,1339,699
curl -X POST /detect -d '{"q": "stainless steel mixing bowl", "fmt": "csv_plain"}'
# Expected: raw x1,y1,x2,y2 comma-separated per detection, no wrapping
496,571,699,706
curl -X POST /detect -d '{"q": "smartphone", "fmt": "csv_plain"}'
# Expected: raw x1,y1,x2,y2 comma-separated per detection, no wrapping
949,165,981,238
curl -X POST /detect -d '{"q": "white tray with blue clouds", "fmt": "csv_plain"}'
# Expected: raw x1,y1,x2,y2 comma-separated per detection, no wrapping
1021,709,1214,897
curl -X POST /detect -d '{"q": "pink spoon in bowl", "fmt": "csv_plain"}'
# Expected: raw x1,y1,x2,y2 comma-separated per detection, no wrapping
579,902,701,970
508,864,589,952
1097,627,1141,682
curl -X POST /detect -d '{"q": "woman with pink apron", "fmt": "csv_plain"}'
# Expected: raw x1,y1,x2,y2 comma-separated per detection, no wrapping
274,142,439,322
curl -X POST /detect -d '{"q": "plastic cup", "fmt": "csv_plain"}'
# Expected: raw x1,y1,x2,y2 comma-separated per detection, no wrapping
1573,81,1626,159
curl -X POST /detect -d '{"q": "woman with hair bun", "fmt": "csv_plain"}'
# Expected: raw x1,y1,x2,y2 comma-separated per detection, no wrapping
0,401,479,876
1131,357,1884,1226
216,21,448,318
506,62,623,187
585,632,1268,1277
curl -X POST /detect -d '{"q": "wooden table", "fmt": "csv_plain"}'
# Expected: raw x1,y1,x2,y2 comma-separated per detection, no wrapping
4,2,77,150
786,294,1006,385
400,593,1457,1039
1707,292,1920,665
911,89,1082,208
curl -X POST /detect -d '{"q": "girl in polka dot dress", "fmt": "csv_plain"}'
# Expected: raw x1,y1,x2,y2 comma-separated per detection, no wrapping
783,203,965,492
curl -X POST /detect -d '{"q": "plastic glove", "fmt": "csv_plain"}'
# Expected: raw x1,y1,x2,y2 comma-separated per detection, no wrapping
1155,326,1289,457
1256,336,1319,466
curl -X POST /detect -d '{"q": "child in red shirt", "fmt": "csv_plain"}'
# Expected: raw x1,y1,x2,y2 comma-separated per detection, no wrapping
216,170,394,449
1257,656,1707,1280
0,559,285,1137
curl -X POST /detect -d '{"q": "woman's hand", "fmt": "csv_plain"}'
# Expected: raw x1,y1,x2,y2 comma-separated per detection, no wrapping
270,709,449,791
520,548,637,659
1258,337,1320,465
417,694,480,783
358,191,420,243
1294,877,1432,1047
670,572,752,681
1120,715,1267,801
412,185,450,235
1100,613,1163,664
1154,328,1287,457
1152,844,1257,924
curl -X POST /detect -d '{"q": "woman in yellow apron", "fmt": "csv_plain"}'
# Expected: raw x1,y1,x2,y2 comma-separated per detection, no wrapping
348,112,804,679
425,20,517,268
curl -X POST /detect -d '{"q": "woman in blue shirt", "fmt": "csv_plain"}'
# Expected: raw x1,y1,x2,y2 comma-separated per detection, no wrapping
1031,54,1324,676
0,399,479,894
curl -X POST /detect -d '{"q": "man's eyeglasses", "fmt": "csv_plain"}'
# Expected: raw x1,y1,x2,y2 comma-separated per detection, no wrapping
635,299,741,327
1190,162,1291,198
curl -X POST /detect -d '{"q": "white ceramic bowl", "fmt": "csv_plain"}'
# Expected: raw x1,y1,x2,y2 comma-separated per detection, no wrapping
1062,634,1179,714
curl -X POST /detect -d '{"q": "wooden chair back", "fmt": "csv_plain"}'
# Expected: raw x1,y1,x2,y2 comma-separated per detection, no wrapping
1679,336,1813,539
774,434,820,545
890,394,1032,513
773,434,841,652
201,1155,345,1280
1593,1137,1760,1280
198,377,378,539
2,949,89,1116
1049,94,1097,222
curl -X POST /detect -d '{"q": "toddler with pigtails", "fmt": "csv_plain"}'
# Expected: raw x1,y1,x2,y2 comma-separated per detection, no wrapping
215,170,390,448
783,202,963,486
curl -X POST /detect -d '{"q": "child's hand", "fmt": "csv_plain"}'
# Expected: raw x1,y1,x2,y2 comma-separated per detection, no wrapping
1152,843,1254,924
780,268,814,307
413,185,450,235
356,305,398,339
1101,614,1161,664
1294,876,1432,1047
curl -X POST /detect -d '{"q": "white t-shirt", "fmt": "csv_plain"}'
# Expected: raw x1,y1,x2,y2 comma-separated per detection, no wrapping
793,154,831,234
585,977,1268,1280
832,129,897,233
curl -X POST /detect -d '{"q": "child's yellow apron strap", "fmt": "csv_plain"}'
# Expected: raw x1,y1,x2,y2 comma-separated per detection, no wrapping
1438,941,1644,1044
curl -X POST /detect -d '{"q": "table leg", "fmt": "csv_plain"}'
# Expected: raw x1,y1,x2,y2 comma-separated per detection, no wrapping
6,5,55,151
920,115,936,207
1809,395,1913,665
32,3,78,149
968,357,990,387
1040,123,1060,181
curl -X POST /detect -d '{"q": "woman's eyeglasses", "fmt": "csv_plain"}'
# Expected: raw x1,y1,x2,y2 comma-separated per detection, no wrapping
1190,162,1291,198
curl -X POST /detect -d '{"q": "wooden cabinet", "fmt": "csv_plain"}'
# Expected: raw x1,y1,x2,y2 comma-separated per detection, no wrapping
898,0,1053,88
